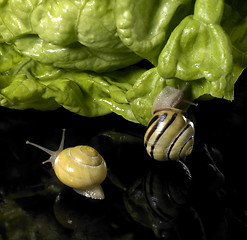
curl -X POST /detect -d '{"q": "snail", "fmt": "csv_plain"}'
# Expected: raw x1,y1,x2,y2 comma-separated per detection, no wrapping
26,129,107,200
144,83,196,161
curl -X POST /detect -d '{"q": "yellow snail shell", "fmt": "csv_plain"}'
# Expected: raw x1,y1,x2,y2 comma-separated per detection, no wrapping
144,83,195,161
26,129,107,200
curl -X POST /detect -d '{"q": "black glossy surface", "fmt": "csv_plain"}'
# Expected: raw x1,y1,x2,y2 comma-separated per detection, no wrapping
0,70,247,240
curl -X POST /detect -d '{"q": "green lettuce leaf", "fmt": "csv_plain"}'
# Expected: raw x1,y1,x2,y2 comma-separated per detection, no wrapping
0,43,145,122
221,0,247,78
115,0,194,65
14,36,142,72
0,0,142,72
157,0,234,100
0,0,246,126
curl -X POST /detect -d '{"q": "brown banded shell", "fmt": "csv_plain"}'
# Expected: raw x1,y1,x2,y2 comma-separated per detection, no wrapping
144,107,194,161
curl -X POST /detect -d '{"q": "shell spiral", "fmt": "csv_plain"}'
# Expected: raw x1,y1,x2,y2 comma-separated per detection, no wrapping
144,107,194,161
54,145,107,190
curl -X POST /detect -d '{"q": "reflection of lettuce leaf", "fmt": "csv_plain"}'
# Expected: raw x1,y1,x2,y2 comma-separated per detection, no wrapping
0,0,246,126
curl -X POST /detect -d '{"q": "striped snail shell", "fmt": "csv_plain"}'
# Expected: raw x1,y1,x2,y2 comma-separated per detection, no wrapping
26,129,107,200
144,84,195,161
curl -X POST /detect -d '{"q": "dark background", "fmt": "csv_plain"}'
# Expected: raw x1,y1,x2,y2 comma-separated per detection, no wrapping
0,69,246,240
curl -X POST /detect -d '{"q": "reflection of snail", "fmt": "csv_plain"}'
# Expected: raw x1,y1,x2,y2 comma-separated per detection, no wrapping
185,142,225,192
144,83,196,161
124,160,192,238
53,188,107,230
26,129,107,200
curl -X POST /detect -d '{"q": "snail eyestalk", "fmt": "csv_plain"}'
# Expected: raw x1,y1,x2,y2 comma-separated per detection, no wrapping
182,99,198,107
26,129,66,167
26,140,55,156
58,128,66,152
178,82,198,107
26,140,57,167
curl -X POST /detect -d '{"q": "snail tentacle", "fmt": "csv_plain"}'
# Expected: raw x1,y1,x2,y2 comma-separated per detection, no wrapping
26,140,57,166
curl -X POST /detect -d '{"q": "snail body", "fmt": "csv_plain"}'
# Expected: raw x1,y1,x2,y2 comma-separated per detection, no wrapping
26,129,107,200
144,84,195,161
